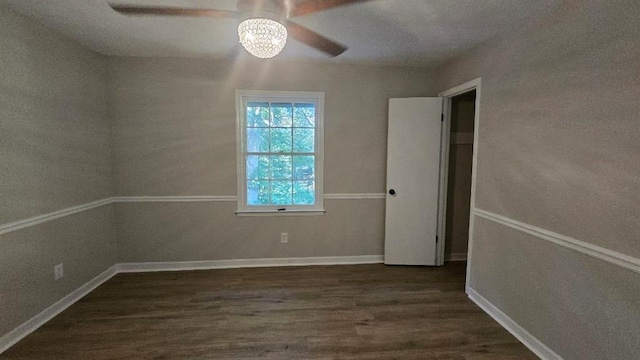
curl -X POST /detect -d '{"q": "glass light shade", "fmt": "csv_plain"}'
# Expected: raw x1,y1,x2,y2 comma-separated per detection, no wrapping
238,18,287,59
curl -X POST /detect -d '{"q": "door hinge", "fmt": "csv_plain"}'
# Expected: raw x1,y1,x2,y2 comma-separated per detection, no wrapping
441,113,444,122
436,236,439,243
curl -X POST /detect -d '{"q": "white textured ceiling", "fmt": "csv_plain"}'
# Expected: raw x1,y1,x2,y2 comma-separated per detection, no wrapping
3,0,561,66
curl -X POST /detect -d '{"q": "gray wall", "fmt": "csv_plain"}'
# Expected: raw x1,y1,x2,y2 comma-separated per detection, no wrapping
5,1,638,357
0,6,115,338
436,1,640,358
108,57,438,262
445,91,475,258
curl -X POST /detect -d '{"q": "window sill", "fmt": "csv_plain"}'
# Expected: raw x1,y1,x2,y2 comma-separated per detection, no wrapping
236,209,326,217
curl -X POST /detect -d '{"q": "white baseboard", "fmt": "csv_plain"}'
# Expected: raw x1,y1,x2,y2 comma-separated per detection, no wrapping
1,258,563,359
445,252,468,262
467,287,562,360
117,255,384,273
1,256,383,354
0,255,384,354
0,266,117,354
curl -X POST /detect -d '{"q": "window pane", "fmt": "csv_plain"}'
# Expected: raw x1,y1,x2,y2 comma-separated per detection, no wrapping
293,128,314,153
271,181,292,205
293,180,315,205
246,102,270,127
240,94,322,211
247,128,269,152
270,155,292,180
293,156,314,180
270,128,292,153
293,103,315,127
246,155,269,180
247,180,270,205
271,103,293,127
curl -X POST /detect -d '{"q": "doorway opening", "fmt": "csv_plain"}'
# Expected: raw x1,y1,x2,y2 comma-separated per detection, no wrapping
436,79,481,292
444,90,475,263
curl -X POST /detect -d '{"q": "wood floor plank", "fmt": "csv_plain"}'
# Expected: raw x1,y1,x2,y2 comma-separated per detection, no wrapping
1,262,537,359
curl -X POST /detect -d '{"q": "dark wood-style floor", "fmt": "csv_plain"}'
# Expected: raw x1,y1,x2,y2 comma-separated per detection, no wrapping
2,263,536,359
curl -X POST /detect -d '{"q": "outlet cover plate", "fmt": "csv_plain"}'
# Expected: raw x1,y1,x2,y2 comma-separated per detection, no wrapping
54,263,64,280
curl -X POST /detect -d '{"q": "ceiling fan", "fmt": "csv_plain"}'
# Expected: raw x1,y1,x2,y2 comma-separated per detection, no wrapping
109,0,374,59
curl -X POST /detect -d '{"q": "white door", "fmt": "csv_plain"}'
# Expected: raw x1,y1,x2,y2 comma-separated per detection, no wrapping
385,98,443,265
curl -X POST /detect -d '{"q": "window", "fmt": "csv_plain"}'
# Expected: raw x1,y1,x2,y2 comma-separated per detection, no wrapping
236,90,324,215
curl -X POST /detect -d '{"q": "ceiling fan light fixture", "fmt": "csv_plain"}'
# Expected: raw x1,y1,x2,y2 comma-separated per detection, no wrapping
238,18,287,59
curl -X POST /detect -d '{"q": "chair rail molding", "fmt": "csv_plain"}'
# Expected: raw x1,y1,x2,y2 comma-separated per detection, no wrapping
473,208,640,274
323,193,386,200
112,196,237,202
0,194,387,236
0,198,113,236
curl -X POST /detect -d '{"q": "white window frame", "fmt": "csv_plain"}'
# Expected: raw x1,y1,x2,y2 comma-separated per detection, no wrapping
235,90,325,216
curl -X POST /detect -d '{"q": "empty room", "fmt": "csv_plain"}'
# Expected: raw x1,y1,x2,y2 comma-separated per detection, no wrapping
0,0,638,359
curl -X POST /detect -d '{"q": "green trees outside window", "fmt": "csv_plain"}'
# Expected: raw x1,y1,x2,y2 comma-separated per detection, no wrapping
245,101,316,206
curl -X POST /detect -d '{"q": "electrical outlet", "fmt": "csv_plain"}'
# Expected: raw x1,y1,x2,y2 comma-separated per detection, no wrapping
54,263,64,280
280,232,288,243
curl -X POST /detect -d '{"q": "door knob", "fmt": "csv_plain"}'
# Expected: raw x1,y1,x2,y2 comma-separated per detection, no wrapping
388,189,396,195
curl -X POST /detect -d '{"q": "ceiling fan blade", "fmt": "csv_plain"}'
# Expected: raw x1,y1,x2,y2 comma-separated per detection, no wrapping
286,21,347,57
289,0,374,17
110,5,237,18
